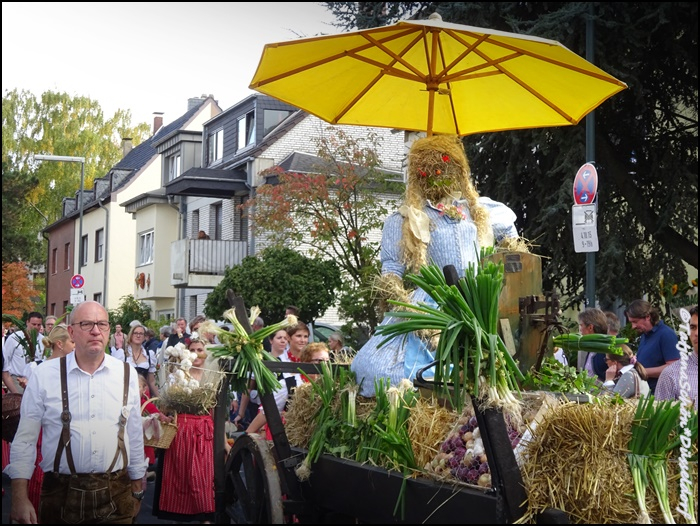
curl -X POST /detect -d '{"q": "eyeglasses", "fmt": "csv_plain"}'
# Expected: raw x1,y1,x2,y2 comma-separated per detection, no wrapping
132,331,145,336
72,321,110,332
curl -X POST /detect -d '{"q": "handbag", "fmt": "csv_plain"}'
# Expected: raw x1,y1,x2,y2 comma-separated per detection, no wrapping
2,392,23,442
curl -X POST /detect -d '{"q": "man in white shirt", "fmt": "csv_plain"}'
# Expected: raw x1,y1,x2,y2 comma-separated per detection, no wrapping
2,311,45,394
6,301,148,524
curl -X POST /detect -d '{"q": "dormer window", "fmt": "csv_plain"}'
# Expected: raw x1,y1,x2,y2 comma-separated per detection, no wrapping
168,154,181,181
238,111,255,150
208,128,224,165
263,109,294,136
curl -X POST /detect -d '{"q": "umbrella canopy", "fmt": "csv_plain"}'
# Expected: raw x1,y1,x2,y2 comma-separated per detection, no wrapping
250,13,627,136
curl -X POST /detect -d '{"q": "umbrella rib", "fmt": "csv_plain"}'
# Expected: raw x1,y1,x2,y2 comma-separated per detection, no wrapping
361,31,427,81
446,28,626,87
434,32,490,80
433,31,461,136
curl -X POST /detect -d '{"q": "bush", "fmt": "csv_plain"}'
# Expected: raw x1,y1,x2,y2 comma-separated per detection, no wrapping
204,247,342,324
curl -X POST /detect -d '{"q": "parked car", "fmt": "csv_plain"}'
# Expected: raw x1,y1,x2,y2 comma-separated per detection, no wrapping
310,321,339,343
310,321,369,349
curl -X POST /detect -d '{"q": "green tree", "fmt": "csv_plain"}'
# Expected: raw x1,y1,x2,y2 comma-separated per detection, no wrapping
2,89,150,263
244,130,400,336
1,162,43,265
204,247,342,324
324,2,698,310
108,294,152,329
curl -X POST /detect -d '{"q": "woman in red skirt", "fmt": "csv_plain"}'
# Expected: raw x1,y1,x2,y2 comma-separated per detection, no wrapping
153,334,216,523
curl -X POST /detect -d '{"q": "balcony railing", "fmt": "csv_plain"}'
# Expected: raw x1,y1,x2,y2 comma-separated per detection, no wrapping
171,239,247,287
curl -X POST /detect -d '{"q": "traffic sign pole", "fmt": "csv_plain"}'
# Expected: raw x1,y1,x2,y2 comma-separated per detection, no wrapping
573,161,599,306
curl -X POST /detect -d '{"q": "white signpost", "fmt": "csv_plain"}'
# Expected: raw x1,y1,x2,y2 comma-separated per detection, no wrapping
572,203,599,253
70,288,86,305
70,274,86,305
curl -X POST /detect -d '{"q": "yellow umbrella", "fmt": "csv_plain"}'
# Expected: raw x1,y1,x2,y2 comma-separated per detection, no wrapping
250,13,627,136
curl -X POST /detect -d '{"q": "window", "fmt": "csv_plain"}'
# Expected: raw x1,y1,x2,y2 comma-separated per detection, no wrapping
212,203,223,240
80,235,88,267
191,209,200,238
234,196,249,241
62,300,69,314
207,129,223,165
51,303,56,316
168,154,181,182
263,109,293,136
138,230,154,265
64,243,71,270
95,228,104,262
238,111,255,150
93,292,102,304
51,248,58,274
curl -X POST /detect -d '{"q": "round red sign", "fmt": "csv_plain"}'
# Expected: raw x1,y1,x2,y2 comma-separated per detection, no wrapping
71,274,85,288
573,163,598,205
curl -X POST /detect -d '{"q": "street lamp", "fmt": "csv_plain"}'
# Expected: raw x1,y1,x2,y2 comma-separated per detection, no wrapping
34,154,86,275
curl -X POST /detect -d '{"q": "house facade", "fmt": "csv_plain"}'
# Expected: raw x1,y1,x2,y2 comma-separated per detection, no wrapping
161,94,408,323
43,96,222,318
45,92,412,327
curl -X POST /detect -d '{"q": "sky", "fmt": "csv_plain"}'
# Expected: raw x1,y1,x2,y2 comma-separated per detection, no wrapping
2,2,338,128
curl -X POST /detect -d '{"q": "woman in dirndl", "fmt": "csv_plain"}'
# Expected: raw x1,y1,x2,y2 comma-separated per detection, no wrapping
153,334,217,523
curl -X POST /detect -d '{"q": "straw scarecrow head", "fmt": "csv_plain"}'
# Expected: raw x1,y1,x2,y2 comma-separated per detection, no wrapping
400,135,491,273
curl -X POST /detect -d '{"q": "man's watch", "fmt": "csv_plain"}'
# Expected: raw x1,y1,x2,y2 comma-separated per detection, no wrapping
132,490,146,501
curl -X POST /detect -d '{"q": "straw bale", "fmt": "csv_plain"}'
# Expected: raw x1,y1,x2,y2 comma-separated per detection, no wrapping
407,395,459,470
285,382,321,448
517,399,698,524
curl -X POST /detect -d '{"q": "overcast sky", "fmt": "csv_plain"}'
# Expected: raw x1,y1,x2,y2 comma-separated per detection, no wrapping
2,2,337,128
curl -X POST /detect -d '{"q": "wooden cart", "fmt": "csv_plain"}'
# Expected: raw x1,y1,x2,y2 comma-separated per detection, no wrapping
212,269,569,524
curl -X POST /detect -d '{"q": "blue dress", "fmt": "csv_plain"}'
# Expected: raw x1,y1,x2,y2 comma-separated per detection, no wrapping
351,197,518,396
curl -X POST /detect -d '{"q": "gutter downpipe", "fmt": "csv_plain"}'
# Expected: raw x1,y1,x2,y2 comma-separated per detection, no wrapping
97,198,109,306
246,160,255,256
42,231,50,315
178,197,188,318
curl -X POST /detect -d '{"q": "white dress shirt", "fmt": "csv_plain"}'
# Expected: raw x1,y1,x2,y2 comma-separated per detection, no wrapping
2,330,45,376
5,352,147,481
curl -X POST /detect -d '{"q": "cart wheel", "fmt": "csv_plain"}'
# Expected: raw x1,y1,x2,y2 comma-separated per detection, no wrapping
224,432,284,524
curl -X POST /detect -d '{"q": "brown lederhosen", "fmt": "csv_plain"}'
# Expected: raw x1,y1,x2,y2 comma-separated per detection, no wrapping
38,358,134,524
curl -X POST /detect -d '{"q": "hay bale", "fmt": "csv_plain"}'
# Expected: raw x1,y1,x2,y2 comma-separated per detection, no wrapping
408,395,459,470
285,383,321,448
517,399,698,524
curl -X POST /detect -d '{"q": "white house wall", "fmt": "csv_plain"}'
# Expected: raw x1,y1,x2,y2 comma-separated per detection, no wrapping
132,202,179,316
105,155,160,311
252,115,406,188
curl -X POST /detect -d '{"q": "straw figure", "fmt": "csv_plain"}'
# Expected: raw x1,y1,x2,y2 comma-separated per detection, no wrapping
351,135,524,396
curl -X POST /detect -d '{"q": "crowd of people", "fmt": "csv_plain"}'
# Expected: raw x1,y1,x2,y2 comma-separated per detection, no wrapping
1,303,347,523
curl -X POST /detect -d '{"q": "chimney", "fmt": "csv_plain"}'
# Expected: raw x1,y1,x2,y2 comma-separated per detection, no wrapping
188,95,208,111
121,138,133,158
153,112,164,134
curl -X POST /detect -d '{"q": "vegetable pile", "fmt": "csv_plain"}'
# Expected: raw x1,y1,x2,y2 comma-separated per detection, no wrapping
376,260,524,412
523,357,601,395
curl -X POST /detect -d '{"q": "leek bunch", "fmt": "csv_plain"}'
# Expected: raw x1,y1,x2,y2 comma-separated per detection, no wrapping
628,395,682,524
296,369,418,519
552,333,627,355
375,260,524,412
206,308,296,395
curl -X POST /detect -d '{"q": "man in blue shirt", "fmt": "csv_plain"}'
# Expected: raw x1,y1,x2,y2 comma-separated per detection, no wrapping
624,299,679,393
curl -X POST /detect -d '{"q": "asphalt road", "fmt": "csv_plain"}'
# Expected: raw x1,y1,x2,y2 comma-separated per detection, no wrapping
2,471,175,524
